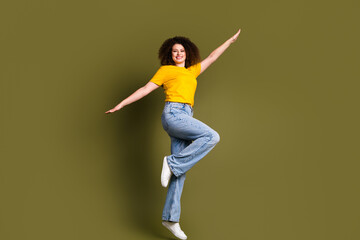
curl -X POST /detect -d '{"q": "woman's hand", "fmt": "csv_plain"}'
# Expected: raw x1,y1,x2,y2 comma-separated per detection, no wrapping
105,104,123,114
229,29,241,44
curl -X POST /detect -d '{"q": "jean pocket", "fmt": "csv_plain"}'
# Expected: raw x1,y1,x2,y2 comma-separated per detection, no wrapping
169,107,186,118
170,103,188,113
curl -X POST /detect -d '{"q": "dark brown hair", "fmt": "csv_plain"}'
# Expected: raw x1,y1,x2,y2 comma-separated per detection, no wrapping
158,36,201,68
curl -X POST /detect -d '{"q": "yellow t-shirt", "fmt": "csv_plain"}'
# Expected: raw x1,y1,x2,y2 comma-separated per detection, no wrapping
150,63,201,107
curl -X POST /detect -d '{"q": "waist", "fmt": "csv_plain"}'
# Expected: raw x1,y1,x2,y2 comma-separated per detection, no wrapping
164,94,194,108
164,101,193,112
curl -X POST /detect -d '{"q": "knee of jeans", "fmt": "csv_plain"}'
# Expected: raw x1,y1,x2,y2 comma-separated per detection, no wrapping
208,130,220,144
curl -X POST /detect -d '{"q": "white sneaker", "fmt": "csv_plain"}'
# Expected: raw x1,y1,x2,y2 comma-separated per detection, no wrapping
161,156,172,187
162,221,187,240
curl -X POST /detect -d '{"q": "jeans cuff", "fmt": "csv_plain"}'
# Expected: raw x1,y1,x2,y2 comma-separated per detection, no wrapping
162,216,180,222
167,156,181,177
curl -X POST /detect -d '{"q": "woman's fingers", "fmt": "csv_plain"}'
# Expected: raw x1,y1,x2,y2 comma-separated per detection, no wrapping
105,106,122,114
229,29,240,43
233,29,241,41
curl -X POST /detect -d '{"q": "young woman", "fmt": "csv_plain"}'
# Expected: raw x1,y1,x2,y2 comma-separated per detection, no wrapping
105,29,241,240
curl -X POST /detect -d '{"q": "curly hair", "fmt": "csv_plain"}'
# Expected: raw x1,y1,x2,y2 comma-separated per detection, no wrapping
158,36,201,68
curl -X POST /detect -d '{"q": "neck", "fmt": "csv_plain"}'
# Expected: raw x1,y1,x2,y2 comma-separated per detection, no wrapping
175,62,185,67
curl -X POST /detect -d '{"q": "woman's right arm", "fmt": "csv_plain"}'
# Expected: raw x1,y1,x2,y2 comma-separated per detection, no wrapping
105,81,160,114
200,29,241,75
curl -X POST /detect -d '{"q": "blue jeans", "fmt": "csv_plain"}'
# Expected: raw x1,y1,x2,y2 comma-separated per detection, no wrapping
161,102,220,222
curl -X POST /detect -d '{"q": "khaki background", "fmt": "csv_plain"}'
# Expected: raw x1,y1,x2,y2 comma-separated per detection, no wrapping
1,0,359,239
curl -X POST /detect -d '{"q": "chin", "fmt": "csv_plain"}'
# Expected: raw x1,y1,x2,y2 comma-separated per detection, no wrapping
174,60,186,65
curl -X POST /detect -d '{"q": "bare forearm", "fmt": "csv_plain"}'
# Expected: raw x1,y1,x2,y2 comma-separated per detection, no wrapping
117,87,148,108
199,29,241,74
105,82,159,114
209,39,232,61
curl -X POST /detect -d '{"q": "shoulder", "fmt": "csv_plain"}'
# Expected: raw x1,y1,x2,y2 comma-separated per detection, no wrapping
154,65,173,74
150,65,175,82
187,63,201,77
187,62,201,70
160,64,175,68
158,65,176,71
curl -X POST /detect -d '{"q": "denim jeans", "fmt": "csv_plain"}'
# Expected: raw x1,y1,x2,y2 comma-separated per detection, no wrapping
161,101,220,222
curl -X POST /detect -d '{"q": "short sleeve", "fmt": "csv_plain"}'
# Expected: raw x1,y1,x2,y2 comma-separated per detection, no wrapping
149,66,168,86
187,63,202,78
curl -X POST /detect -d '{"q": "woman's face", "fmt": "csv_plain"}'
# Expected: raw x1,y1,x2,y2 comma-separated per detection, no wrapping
172,44,186,66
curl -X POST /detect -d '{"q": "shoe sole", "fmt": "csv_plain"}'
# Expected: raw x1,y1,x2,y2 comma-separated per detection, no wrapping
161,156,171,187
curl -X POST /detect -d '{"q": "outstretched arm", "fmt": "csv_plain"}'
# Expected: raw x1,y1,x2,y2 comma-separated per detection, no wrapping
105,81,159,114
200,29,241,75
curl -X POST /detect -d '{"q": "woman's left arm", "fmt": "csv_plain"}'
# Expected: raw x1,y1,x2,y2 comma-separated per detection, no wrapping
200,29,241,75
